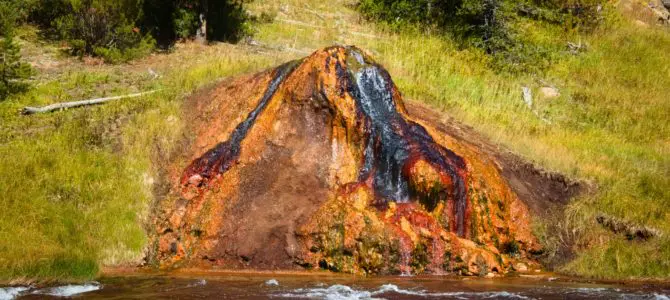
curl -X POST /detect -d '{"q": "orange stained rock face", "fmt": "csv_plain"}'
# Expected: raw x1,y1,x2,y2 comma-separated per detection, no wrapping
151,46,540,275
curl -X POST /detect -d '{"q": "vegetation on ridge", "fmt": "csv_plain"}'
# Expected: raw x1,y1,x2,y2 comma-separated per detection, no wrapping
357,0,606,73
0,0,668,281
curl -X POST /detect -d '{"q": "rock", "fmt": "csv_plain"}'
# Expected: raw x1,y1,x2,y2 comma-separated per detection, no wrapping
245,38,261,47
186,174,203,186
439,231,451,242
465,251,500,276
514,262,529,273
151,46,539,275
567,41,587,54
596,214,662,240
635,19,650,27
522,86,533,108
649,0,670,23
142,173,155,187
419,227,433,239
399,217,419,244
485,272,495,278
623,0,670,25
539,86,560,99
148,68,159,79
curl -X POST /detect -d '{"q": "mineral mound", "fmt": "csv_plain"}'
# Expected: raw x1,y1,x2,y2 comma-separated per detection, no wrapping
151,46,549,275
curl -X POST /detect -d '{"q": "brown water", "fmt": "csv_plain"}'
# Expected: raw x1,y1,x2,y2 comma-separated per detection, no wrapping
4,273,669,299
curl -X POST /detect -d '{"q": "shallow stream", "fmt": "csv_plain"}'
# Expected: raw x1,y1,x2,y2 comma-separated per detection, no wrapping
3,273,668,299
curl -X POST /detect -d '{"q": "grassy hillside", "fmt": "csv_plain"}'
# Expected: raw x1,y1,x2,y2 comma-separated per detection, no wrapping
0,0,668,281
0,39,291,282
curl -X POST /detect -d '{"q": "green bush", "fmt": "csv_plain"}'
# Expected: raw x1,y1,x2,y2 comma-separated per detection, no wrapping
173,6,199,40
142,0,252,48
357,0,606,73
92,37,154,64
205,0,252,42
0,36,33,99
27,0,80,38
52,0,156,63
521,0,605,31
0,0,34,100
19,0,251,61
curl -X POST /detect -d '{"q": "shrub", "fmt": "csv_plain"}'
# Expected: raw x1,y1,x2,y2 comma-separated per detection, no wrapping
206,0,251,42
0,0,34,100
0,35,33,99
142,0,251,48
141,0,178,47
173,6,199,40
52,0,156,63
92,37,154,64
8,0,251,63
357,0,606,73
21,0,251,60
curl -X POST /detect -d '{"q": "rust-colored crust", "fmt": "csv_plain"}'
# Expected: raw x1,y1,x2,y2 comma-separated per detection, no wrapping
150,46,544,276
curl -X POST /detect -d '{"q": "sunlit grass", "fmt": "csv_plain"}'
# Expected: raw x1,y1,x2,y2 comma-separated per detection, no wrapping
0,42,288,282
0,0,668,281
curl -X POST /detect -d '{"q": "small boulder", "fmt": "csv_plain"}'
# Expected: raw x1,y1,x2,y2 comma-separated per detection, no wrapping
265,279,279,286
635,20,650,27
521,86,533,108
514,262,529,273
539,86,560,99
649,0,670,23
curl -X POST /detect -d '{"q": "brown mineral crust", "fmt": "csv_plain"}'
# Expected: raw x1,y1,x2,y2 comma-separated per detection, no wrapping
150,45,561,275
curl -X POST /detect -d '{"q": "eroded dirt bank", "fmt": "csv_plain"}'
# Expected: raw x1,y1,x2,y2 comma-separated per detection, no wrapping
148,46,581,276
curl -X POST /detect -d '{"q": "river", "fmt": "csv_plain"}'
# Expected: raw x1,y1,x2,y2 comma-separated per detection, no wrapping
2,272,669,299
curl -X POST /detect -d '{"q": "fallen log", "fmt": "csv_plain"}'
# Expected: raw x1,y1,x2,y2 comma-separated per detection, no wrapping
22,90,159,115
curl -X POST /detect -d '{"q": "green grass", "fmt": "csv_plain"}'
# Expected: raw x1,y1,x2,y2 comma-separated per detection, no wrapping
0,41,289,282
370,22,670,280
544,24,670,278
0,0,668,282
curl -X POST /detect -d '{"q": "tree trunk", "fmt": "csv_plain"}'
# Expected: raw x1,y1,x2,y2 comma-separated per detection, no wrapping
22,90,159,115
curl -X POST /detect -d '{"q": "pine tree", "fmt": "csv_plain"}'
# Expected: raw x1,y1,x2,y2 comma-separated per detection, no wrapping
0,1,33,100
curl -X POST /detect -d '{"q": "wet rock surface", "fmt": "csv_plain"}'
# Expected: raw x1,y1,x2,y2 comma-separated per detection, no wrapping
150,46,575,276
